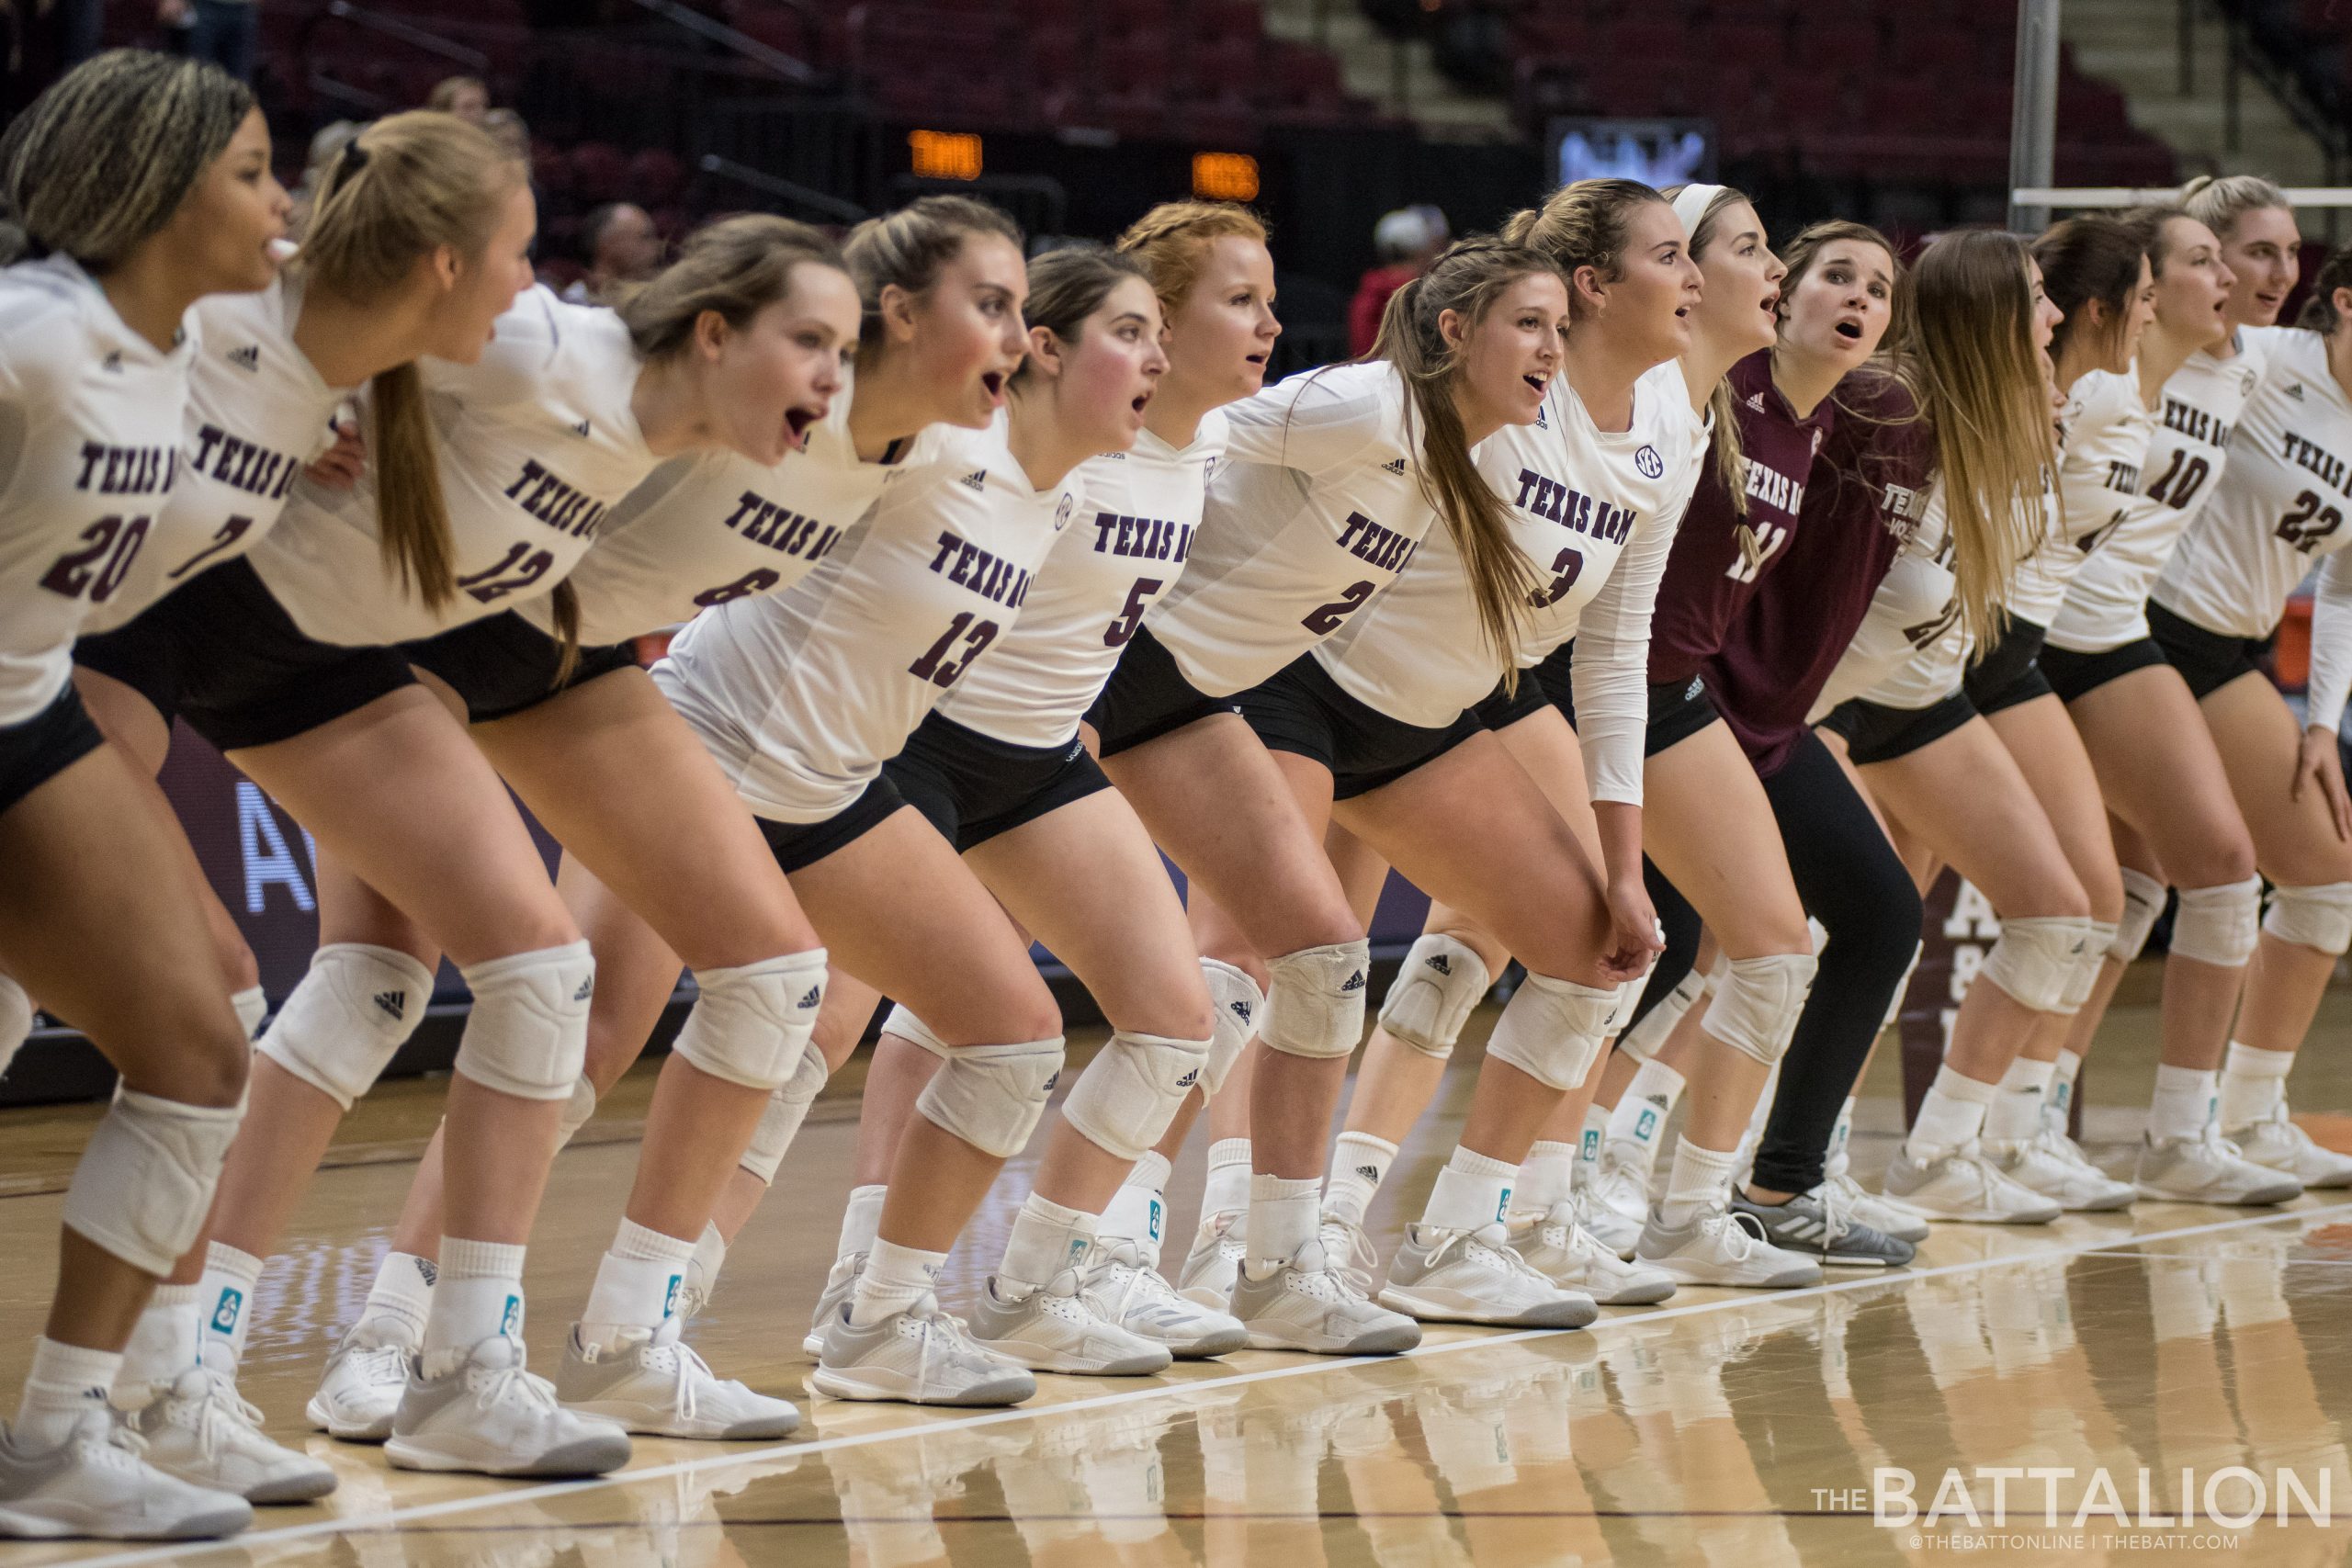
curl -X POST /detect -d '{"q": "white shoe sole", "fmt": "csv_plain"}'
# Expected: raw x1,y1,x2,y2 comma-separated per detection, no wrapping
305,1392,397,1444
808,1363,1035,1406
384,1427,630,1478
1881,1190,2059,1224
1375,1285,1598,1329
1643,1257,1822,1290
1237,1317,1421,1354
562,1398,800,1440
2132,1179,2301,1206
0,1497,254,1541
967,1335,1170,1377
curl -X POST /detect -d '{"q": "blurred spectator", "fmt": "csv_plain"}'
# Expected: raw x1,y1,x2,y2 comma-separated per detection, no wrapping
1347,204,1449,355
562,202,661,304
482,105,530,161
427,73,490,123
160,0,258,82
57,0,104,66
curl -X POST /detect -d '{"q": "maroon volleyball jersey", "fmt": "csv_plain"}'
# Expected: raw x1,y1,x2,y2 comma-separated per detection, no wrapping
1705,367,1934,775
1648,350,1835,687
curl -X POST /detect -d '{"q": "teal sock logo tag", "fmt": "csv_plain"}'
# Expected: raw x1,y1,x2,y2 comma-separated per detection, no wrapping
210,1288,243,1336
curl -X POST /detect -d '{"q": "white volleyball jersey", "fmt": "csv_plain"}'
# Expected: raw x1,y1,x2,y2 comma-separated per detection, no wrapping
1144,361,1438,697
0,255,194,726
938,406,1227,749
2302,551,2352,735
2048,340,2269,653
532,378,933,648
83,276,349,636
1316,361,1702,804
2014,367,2156,632
655,420,1080,822
250,286,655,646
1810,480,1958,717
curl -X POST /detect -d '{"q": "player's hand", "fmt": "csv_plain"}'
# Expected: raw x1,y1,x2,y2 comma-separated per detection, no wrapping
1599,872,1664,983
306,420,366,490
2292,724,2352,842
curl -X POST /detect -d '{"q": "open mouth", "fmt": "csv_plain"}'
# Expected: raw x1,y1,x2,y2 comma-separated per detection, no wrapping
1130,388,1155,416
980,370,1007,402
1835,319,1865,342
1759,289,1781,314
1523,370,1552,398
783,405,821,448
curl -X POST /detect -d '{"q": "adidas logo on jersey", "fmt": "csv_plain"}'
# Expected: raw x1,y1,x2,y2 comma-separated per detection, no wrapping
571,419,592,437
2288,381,2307,400
1746,390,1767,411
958,468,988,491
798,986,821,1010
1534,402,1548,429
1341,970,1365,992
227,344,261,372
1381,457,1408,475
1427,953,1452,976
101,352,123,373
372,989,407,1021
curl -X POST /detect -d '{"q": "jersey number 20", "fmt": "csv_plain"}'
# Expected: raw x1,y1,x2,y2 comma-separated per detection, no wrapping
39,513,150,604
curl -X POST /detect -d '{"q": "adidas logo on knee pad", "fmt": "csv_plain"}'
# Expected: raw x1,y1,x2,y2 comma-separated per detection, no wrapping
572,976,594,1002
798,987,821,1010
1342,970,1365,992
1228,998,1253,1023
1427,953,1453,976
373,991,406,1021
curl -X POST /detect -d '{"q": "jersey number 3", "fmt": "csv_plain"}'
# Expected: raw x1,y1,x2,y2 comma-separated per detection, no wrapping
909,611,1001,687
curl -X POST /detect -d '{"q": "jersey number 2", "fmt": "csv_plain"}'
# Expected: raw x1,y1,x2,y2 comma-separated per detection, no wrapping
1301,581,1376,636
909,611,1001,688
2276,489,2345,554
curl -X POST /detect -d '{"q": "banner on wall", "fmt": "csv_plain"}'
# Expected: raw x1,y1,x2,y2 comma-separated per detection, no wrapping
1898,869,1999,1126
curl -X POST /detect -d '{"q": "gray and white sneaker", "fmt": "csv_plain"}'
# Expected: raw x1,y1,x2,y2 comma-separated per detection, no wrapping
1881,1141,2063,1224
812,1292,1038,1406
556,1317,800,1438
1229,1239,1422,1354
306,1319,415,1442
131,1365,337,1504
1823,1169,1932,1244
968,1269,1172,1376
1512,1201,1676,1305
1635,1202,1823,1289
1081,1237,1247,1358
0,1408,251,1540
1586,1143,1652,1258
1731,1186,1914,1268
2134,1126,2304,1206
1993,1129,2135,1212
1377,1223,1599,1329
801,1253,864,1357
2227,1103,2352,1189
1176,1210,1247,1309
386,1335,631,1477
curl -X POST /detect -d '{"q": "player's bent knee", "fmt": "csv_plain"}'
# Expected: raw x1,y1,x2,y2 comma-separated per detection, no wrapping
1259,939,1372,1060
2111,869,2165,962
1980,915,2094,1013
1198,958,1266,1098
1486,971,1622,1091
2262,882,2352,956
672,949,830,1090
1062,1028,1214,1161
2064,921,2118,1012
1376,932,1491,1060
1700,952,1817,1065
257,943,435,1112
453,941,596,1100
740,1042,830,1183
914,1035,1067,1158
554,1077,597,1149
2169,877,2262,968
61,1088,243,1275
879,1003,953,1058
1616,968,1704,1066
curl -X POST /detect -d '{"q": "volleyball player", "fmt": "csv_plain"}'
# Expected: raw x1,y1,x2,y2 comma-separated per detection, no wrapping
0,51,281,1541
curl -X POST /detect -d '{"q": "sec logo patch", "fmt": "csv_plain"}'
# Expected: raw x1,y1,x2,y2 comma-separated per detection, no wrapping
1634,445,1664,479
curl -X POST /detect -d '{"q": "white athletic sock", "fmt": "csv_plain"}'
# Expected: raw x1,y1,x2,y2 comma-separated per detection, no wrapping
423,1237,526,1375
15,1338,121,1451
357,1250,435,1345
836,1184,887,1264
1517,1139,1577,1213
849,1238,944,1326
118,1283,201,1402
1905,1066,1998,1160
1608,1057,1686,1155
2052,1049,2084,1128
581,1218,697,1349
195,1241,265,1378
1825,1096,1858,1180
1101,1151,1172,1262
684,1222,727,1317
1248,1173,1321,1270
1323,1132,1399,1230
1658,1140,1742,1227
2150,1064,2218,1143
1985,1057,2056,1145
1419,1147,1517,1234
998,1192,1096,1297
1202,1138,1252,1220
2219,1041,2294,1130
232,986,268,1042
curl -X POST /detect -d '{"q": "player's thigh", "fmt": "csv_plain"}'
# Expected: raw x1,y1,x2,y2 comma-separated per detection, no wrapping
1986,693,2126,921
1642,717,1810,959
2199,670,2352,886
2067,664,2255,888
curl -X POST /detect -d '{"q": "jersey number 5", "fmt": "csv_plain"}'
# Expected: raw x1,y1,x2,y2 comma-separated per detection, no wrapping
39,513,151,604
1102,578,1165,648
909,610,1001,688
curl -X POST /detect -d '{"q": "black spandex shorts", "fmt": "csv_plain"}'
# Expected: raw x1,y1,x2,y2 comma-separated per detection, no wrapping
2148,600,2274,700
885,710,1112,852
755,775,910,874
1237,654,1482,799
1472,638,1579,730
73,559,415,752
1962,615,2054,716
1818,688,1977,765
1084,625,1240,758
0,682,106,818
2039,635,2167,704
1643,671,1722,755
403,611,639,724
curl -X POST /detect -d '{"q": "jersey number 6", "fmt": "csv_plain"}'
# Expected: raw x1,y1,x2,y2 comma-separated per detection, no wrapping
909,610,1001,688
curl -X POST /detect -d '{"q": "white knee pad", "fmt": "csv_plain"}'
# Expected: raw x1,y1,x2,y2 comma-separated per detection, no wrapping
1485,971,1621,1091
0,974,32,1083
1061,1028,1214,1162
2169,876,2262,968
1259,939,1371,1061
554,1077,597,1148
232,986,267,1042
1616,968,1704,1066
1376,933,1491,1059
672,949,830,1091
914,1035,1066,1158
879,1002,952,1057
1881,941,1924,1033
1979,915,2094,1014
740,1042,829,1183
1700,952,1817,1066
2263,881,2352,956
1199,958,1265,1100
61,1088,242,1275
257,943,435,1111
2110,868,2166,963
2063,921,2117,1013
453,941,595,1101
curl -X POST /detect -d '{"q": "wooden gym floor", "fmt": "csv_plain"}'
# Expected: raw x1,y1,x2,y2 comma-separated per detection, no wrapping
3,989,2352,1566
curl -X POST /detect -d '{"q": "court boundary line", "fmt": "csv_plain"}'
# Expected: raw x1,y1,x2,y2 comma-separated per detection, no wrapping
64,1198,2352,1567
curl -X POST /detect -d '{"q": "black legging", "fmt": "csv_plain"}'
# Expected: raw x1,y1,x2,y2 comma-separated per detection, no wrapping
1623,728,1922,1194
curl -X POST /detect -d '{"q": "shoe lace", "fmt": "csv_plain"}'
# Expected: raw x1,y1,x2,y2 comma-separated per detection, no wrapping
1083,1244,1180,1324
1706,1206,1768,1260
180,1368,270,1455
469,1349,561,1417
1812,1179,1853,1243
73,1408,151,1473
642,1332,722,1426
1318,1215,1382,1296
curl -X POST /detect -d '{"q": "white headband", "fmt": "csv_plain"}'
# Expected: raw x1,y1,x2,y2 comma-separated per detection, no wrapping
1669,183,1727,242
